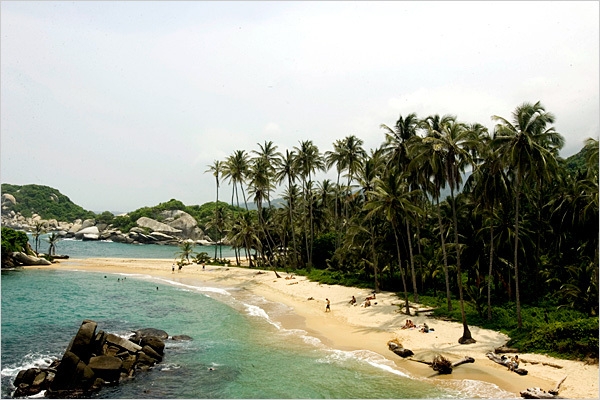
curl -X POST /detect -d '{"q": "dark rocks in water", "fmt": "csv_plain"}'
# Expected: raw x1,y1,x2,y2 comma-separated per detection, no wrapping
131,327,169,341
12,320,170,398
140,335,165,356
172,334,193,341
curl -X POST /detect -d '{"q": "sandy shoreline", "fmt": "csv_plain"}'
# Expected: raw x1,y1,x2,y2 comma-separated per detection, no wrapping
27,258,598,398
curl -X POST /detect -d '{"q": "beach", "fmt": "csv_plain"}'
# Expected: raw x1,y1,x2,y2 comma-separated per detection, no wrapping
30,258,599,399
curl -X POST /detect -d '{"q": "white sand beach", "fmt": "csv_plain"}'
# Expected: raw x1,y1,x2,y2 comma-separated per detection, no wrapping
29,258,599,399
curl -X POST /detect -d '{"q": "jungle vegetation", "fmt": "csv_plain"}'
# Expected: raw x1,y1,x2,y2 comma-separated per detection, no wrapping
202,101,598,357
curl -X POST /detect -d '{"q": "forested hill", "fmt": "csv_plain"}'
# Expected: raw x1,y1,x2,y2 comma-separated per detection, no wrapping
1,184,96,221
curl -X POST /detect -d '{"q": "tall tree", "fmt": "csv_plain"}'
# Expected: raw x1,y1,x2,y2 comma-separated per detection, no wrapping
276,150,300,268
294,140,325,267
492,101,564,328
205,160,224,259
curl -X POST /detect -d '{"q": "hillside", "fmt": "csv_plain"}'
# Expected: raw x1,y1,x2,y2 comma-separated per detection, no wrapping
1,184,96,221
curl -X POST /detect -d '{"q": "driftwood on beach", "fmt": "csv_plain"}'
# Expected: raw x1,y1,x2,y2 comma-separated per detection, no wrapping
408,355,475,374
486,352,528,375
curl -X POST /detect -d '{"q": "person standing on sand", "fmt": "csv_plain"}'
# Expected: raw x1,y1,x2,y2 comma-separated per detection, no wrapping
325,298,331,312
202,262,205,270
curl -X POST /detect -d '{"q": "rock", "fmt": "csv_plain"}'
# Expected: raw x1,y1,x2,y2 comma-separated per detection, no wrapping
75,226,100,240
141,345,163,362
12,252,52,266
88,355,122,383
136,217,182,235
172,335,193,341
132,328,169,340
67,320,97,362
162,210,205,240
80,219,96,230
141,336,165,355
82,233,100,241
1,193,16,206
104,333,142,353
17,320,166,398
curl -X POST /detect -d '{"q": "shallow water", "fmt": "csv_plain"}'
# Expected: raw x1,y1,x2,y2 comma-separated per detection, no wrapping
1,268,463,398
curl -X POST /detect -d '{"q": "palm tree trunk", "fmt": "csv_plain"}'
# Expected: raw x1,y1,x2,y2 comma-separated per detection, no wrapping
406,219,418,303
436,196,453,311
487,206,495,321
369,221,379,293
514,175,523,329
392,222,410,315
450,189,473,342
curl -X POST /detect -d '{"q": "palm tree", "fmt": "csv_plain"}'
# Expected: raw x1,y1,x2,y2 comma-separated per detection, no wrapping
492,101,564,328
33,221,45,255
465,140,510,320
365,171,421,315
205,160,224,259
410,114,456,312
222,150,250,210
294,140,325,267
177,241,195,264
276,149,300,268
252,141,282,208
45,232,61,257
417,115,476,343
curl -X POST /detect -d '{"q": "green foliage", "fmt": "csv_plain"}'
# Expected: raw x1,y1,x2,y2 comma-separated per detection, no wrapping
293,268,372,289
1,226,29,253
1,183,95,221
417,294,599,361
312,232,338,269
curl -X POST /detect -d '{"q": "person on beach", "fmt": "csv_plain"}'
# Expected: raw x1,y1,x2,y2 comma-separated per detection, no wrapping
172,264,175,273
349,296,356,305
508,355,519,371
202,262,205,270
325,298,331,312
420,322,429,333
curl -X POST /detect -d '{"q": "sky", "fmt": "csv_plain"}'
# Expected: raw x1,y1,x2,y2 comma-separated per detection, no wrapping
1,1,598,213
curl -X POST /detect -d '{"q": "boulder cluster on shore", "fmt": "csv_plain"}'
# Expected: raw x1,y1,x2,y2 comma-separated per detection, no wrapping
1,193,218,246
12,319,191,398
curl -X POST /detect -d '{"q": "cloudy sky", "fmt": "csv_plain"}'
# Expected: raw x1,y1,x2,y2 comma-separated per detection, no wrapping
2,1,598,213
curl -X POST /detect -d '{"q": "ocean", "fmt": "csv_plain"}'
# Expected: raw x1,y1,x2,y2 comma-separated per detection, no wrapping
1,237,512,398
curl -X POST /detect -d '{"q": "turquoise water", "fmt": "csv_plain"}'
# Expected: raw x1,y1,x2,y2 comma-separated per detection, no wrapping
27,233,237,260
2,238,512,398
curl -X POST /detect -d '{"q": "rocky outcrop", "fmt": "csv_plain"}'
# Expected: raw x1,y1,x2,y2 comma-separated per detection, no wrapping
12,320,185,398
1,208,215,249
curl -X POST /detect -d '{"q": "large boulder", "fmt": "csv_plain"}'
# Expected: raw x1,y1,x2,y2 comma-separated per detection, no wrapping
2,193,16,206
67,320,97,362
136,217,182,235
12,252,52,266
75,226,100,241
87,355,122,383
161,210,205,240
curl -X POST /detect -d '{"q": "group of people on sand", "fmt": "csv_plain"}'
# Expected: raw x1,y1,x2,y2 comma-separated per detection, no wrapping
347,292,377,308
402,319,433,333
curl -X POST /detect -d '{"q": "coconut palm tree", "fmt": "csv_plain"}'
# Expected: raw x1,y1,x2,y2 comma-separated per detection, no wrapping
410,114,456,311
491,101,564,328
365,170,420,315
293,140,325,267
45,232,61,257
205,160,224,259
33,221,45,255
177,241,195,264
276,149,300,268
